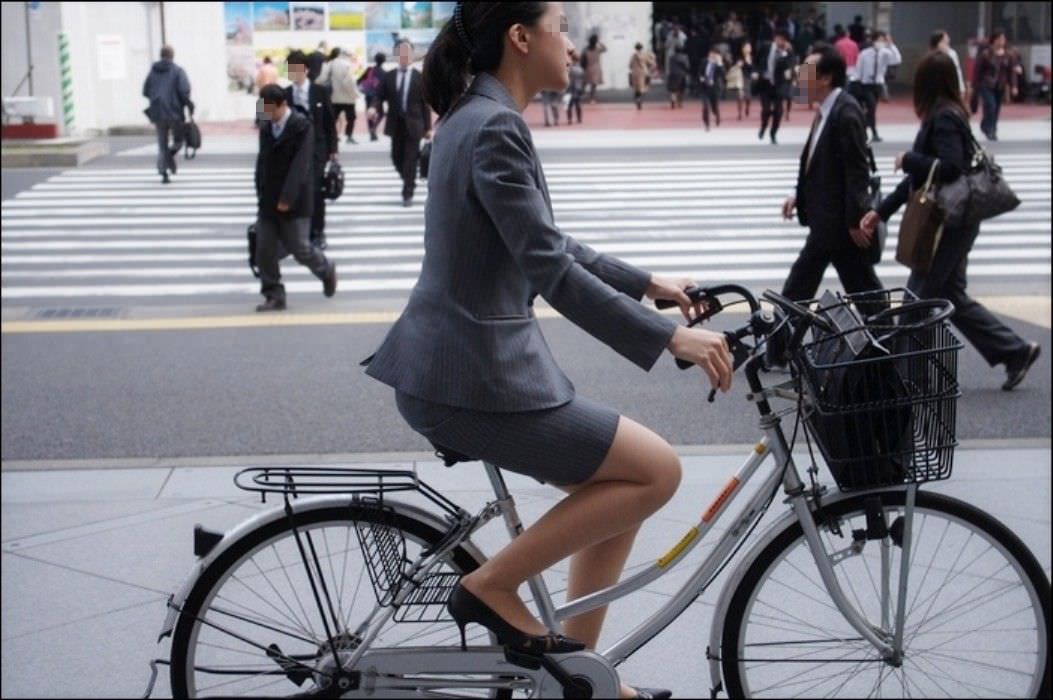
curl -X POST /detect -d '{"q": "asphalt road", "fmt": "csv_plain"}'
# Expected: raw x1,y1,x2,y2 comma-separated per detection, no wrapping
2,136,1049,462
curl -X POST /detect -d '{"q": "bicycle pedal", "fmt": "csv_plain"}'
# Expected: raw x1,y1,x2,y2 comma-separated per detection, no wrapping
503,647,542,670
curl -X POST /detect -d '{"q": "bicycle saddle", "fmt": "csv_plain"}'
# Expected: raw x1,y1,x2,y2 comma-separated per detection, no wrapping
429,441,475,467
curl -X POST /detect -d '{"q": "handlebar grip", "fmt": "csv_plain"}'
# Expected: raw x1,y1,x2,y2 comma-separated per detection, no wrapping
655,286,703,310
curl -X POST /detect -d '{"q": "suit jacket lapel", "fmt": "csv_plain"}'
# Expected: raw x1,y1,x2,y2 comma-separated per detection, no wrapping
806,93,843,173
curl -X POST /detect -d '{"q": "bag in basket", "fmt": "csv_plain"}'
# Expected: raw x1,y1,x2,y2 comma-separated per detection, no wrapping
804,291,913,490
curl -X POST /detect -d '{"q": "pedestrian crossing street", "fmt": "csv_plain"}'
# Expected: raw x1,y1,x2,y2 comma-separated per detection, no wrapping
2,154,1050,301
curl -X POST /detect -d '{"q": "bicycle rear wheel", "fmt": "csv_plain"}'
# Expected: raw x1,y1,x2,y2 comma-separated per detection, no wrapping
169,503,499,698
721,490,1050,698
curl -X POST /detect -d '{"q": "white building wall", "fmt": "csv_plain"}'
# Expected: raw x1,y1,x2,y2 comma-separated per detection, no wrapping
565,1,654,91
3,1,655,134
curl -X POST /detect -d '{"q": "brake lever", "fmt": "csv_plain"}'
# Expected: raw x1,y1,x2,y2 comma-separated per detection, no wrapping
707,334,752,402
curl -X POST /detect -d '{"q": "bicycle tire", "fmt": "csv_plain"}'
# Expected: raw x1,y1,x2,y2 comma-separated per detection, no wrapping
170,503,503,698
721,490,1051,698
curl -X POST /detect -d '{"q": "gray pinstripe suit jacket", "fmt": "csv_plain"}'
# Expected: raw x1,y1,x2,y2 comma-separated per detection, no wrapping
364,72,678,412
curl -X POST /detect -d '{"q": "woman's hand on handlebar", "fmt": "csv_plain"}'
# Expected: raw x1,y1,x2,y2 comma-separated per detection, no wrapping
667,326,734,393
646,275,706,322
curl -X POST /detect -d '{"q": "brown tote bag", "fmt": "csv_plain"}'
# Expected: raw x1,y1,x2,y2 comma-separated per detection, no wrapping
896,160,945,273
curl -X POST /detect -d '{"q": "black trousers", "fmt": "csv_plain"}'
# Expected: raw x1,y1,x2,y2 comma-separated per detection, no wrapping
759,88,784,137
333,103,356,138
781,233,885,316
908,223,1027,366
310,159,326,241
390,125,420,201
860,84,882,137
256,216,330,302
701,85,720,127
154,121,184,175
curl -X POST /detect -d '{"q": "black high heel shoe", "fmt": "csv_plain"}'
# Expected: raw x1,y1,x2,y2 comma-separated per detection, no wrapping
447,583,586,655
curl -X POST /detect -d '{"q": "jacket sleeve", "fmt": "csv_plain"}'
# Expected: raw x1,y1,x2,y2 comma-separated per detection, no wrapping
837,100,871,228
564,236,652,300
255,129,264,201
177,68,191,111
903,113,968,184
142,72,152,99
319,87,337,156
472,111,677,371
878,175,911,221
281,122,314,206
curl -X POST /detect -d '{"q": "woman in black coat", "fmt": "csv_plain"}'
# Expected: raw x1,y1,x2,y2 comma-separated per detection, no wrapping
860,50,1040,390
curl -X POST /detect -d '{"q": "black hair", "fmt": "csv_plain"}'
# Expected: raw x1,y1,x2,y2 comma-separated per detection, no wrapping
422,2,547,118
774,28,790,41
588,34,600,49
990,27,1006,42
914,49,967,120
160,45,174,60
259,83,286,105
870,30,887,42
930,29,948,49
328,47,341,61
374,52,386,65
809,41,846,88
395,37,414,50
635,42,643,51
286,50,308,66
263,55,272,64
833,23,845,38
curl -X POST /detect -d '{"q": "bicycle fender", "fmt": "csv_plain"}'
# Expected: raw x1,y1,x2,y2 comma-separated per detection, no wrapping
706,486,899,695
155,495,485,643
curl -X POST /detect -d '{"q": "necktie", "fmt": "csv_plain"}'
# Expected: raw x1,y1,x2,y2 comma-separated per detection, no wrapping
805,111,822,171
398,70,408,112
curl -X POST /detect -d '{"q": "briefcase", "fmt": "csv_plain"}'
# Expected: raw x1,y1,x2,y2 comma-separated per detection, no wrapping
896,161,945,273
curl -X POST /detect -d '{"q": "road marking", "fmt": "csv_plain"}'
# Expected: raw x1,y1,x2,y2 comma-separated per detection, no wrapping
3,296,1048,333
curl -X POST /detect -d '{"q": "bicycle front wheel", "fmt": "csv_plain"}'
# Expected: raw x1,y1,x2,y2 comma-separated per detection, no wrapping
169,503,492,698
721,490,1050,698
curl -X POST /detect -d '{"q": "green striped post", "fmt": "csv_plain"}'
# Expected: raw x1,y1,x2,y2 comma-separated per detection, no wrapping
58,32,74,133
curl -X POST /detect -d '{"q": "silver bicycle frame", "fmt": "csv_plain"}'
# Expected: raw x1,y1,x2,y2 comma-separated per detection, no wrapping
484,410,896,667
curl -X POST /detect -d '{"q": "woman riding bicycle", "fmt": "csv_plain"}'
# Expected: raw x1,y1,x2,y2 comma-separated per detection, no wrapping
362,3,733,698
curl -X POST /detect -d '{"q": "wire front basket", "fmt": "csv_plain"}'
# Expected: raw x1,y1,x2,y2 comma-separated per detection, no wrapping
793,289,963,492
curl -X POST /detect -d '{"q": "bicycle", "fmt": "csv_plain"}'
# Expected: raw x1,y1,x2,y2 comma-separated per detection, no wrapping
145,285,1051,698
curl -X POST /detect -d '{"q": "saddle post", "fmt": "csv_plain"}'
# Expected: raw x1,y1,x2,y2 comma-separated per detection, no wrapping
481,461,562,632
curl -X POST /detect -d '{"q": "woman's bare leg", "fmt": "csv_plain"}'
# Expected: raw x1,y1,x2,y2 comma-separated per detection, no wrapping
459,416,680,637
460,417,678,699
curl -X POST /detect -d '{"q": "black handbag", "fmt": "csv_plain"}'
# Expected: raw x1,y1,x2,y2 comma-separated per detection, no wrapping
865,147,886,264
183,116,201,159
936,131,1020,229
247,222,288,279
322,160,344,201
804,291,912,490
419,139,431,179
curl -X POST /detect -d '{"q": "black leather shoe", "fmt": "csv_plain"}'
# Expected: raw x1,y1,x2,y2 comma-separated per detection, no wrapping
322,263,337,298
1003,342,1040,391
402,197,413,207
447,583,586,655
256,298,286,312
161,173,170,184
632,687,672,700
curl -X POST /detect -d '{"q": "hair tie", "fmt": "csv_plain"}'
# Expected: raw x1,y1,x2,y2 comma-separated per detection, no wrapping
453,2,476,54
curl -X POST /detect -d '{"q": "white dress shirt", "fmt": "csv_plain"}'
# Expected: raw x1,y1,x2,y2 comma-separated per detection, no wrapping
807,87,842,167
858,42,902,85
270,106,292,139
292,80,311,113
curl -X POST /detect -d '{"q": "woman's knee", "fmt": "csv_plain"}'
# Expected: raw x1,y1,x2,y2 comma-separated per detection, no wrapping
593,417,682,501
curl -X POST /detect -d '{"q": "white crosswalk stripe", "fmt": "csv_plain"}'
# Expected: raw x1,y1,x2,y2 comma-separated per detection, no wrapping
2,155,1049,301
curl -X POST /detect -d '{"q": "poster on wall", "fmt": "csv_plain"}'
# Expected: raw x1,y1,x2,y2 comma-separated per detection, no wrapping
225,1,442,92
329,2,364,30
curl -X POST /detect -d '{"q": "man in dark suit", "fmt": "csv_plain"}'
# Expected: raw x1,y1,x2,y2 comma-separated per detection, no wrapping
367,38,432,206
285,50,338,249
699,49,725,131
755,30,796,144
254,84,336,312
780,43,882,314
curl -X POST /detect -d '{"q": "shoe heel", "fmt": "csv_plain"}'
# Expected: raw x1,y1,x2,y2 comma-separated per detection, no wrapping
457,621,467,652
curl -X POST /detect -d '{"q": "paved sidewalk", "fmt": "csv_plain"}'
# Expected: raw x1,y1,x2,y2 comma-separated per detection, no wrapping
2,444,1049,698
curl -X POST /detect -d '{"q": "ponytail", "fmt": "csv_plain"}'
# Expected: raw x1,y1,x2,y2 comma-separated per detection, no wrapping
422,2,548,119
423,21,473,118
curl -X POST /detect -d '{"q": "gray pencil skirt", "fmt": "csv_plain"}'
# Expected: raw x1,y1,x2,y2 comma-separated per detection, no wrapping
394,391,621,486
